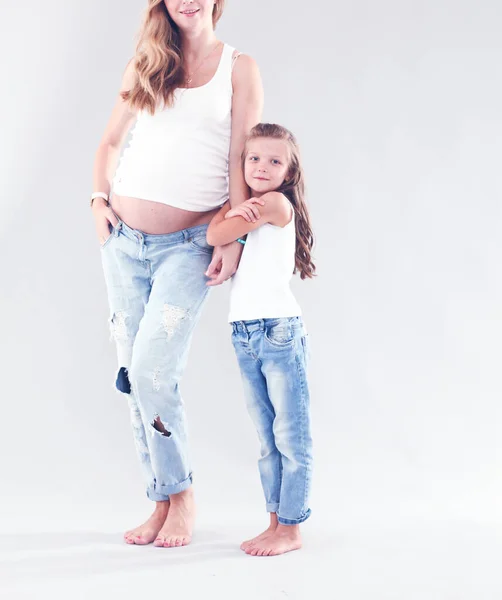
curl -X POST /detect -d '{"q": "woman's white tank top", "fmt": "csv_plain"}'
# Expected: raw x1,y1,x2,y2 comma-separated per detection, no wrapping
228,209,302,323
113,43,235,212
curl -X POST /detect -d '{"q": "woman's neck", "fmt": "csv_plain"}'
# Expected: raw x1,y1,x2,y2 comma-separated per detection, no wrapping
181,29,219,61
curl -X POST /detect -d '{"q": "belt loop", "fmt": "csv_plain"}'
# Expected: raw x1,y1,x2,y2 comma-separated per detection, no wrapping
136,231,145,260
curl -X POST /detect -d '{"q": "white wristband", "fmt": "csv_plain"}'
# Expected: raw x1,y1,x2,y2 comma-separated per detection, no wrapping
91,192,109,202
90,192,109,207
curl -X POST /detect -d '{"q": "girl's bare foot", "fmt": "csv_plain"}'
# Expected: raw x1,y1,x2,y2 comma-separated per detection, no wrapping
241,513,278,551
245,524,302,556
154,487,195,548
124,501,170,545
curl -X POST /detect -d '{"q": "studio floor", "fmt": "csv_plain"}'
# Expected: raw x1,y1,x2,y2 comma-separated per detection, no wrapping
1,510,500,600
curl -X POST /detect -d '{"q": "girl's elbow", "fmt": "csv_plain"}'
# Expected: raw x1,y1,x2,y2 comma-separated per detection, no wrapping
206,230,221,246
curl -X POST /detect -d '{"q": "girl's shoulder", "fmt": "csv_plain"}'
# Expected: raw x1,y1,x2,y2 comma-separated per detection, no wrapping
262,192,293,227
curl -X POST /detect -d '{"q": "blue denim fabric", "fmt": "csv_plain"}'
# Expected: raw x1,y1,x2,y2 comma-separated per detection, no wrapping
231,317,313,525
101,217,213,501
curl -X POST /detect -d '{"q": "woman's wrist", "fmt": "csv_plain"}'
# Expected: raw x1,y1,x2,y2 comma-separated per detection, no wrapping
91,196,109,211
90,191,110,207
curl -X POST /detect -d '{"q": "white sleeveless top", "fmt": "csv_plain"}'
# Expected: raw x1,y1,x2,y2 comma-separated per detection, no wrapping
113,43,235,212
228,209,302,323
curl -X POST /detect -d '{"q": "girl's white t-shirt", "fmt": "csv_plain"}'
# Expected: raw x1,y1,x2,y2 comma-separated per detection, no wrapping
229,208,302,323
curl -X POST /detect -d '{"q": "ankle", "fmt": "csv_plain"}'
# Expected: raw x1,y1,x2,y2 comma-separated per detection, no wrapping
276,524,301,538
269,513,279,529
169,486,194,505
154,501,170,515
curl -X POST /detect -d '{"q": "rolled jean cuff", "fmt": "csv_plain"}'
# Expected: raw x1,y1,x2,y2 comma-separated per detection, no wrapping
146,473,193,501
266,502,280,513
277,508,312,526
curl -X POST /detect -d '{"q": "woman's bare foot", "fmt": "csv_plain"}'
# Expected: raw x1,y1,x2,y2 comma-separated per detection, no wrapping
245,524,302,557
154,487,195,548
241,513,278,551
124,501,170,545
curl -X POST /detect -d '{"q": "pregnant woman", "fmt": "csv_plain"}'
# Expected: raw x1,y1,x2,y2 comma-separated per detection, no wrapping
90,0,263,547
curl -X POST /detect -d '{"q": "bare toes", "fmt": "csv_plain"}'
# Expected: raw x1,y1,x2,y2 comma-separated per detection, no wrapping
134,537,149,546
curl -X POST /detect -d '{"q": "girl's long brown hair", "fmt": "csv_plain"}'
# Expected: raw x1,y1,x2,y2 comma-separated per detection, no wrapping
122,1,226,114
245,123,316,280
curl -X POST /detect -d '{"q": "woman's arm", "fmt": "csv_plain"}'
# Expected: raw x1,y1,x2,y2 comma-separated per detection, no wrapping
93,59,137,198
205,53,264,285
207,193,292,247
91,60,137,243
228,54,264,208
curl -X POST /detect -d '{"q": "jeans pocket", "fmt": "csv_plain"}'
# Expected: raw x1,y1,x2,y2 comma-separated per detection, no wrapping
265,322,294,347
100,223,117,250
189,231,213,255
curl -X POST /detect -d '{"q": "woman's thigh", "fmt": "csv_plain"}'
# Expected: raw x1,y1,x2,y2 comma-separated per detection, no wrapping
131,237,213,377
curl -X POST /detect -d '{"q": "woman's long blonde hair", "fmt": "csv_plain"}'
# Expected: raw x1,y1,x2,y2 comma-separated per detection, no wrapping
244,124,316,280
122,0,226,114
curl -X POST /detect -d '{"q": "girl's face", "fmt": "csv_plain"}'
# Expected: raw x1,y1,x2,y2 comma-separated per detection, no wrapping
244,138,290,196
164,0,216,31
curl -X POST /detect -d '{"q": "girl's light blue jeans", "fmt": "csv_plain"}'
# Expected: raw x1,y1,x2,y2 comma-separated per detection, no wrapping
101,217,213,501
231,317,313,525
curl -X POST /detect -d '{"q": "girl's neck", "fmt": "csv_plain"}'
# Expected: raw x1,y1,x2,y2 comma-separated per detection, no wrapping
251,189,279,199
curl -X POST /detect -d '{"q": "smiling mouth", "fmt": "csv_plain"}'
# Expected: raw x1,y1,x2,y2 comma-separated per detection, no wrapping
180,8,200,15
254,176,269,181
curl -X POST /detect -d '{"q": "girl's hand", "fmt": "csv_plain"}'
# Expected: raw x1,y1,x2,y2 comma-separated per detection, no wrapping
225,197,265,223
92,198,119,246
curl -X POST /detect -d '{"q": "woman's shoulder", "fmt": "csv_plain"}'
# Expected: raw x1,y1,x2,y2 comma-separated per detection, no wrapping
231,51,261,83
120,57,138,92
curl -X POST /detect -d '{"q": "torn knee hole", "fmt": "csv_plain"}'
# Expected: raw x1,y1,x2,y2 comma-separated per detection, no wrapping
116,367,131,394
151,415,172,438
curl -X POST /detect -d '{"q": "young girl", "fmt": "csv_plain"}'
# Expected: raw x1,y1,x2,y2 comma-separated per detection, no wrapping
207,123,315,557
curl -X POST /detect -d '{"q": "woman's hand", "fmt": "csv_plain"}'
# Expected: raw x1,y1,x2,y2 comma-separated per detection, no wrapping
92,198,120,246
224,197,265,223
205,241,244,286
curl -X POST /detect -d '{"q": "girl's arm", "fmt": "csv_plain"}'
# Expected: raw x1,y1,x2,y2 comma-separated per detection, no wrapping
207,193,292,247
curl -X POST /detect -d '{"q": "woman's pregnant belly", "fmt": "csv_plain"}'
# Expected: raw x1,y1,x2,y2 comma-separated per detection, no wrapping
111,194,220,235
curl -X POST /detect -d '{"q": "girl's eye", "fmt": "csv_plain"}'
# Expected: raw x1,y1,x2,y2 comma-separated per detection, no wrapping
249,156,259,161
272,159,281,165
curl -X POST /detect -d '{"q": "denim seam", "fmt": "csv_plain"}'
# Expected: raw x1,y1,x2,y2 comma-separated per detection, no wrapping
295,338,310,519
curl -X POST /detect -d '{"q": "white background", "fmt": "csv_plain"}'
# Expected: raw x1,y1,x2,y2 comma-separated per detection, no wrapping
1,0,501,598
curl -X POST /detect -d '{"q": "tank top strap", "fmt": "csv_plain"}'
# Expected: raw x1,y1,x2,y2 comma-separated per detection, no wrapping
213,43,235,87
